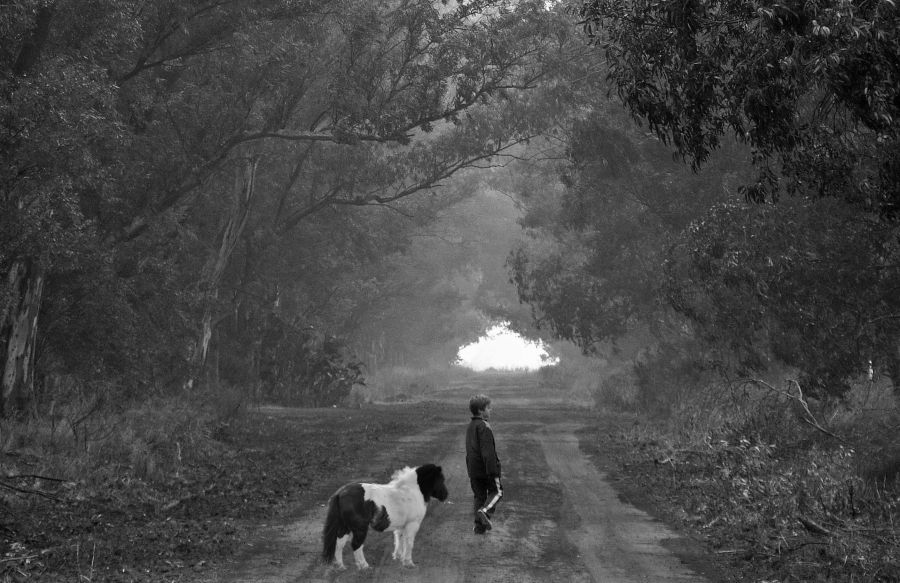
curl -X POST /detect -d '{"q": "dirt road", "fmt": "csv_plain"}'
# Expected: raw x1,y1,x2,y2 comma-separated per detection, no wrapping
204,377,718,583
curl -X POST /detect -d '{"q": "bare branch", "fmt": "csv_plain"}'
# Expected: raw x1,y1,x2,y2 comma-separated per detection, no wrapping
238,130,410,145
3,473,70,483
798,515,833,536
739,378,845,442
0,480,61,501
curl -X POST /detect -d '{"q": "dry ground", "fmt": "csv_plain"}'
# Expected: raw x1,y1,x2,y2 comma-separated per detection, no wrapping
3,375,734,582
196,376,729,583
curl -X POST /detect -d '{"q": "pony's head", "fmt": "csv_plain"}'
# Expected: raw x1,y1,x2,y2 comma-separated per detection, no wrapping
415,464,449,502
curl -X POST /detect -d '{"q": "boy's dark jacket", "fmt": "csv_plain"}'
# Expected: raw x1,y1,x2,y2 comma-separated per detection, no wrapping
466,416,501,479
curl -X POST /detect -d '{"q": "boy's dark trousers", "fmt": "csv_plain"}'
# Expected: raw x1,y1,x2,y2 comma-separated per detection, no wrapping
470,476,502,530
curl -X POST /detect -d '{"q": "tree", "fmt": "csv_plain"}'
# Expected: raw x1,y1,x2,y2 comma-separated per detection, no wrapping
1,0,133,413
2,0,573,413
666,198,900,399
177,0,563,386
344,176,538,370
509,110,746,354
577,0,900,210
575,0,900,394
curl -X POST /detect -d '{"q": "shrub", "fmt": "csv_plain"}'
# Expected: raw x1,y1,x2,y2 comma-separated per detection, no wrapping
632,342,713,416
363,366,454,403
256,328,365,406
617,375,900,582
1,391,229,492
537,362,578,391
593,371,638,410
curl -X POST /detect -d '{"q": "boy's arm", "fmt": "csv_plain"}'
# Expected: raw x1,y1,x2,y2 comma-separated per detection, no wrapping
479,424,501,478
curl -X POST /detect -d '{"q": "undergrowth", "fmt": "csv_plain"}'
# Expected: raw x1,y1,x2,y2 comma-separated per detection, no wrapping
0,387,427,582
0,387,241,581
597,379,900,582
361,365,473,402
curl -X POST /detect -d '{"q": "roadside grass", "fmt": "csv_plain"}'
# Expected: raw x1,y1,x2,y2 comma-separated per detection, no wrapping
586,378,900,582
361,364,477,402
536,343,638,407
1,392,440,582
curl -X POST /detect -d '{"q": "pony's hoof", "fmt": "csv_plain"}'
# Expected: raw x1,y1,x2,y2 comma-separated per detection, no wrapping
402,562,417,569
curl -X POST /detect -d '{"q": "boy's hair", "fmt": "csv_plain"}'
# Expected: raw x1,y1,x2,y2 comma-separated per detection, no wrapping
469,394,491,416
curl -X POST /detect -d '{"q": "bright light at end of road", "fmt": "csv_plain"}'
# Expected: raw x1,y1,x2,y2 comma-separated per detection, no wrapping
455,324,558,371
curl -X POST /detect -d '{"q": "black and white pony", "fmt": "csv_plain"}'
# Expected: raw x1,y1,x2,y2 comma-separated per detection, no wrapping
321,464,448,569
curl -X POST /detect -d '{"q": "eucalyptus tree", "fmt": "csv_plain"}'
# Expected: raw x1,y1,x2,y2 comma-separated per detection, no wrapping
576,0,900,396
342,175,536,370
1,0,571,413
508,109,748,355
172,0,565,392
2,0,140,413
577,0,900,206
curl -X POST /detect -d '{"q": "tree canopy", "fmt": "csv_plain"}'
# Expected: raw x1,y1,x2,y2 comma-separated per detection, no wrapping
579,0,900,211
507,0,900,399
6,0,900,412
1,0,571,411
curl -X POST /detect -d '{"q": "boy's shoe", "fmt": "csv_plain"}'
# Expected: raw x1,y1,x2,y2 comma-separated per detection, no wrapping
473,525,487,534
475,508,493,531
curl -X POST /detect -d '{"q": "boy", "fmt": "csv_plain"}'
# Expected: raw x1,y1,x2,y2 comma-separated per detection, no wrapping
465,394,503,534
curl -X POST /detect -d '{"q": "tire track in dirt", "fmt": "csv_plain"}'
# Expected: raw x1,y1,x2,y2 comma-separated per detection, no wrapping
201,421,457,583
199,384,719,583
303,420,577,583
465,421,594,583
539,423,709,583
320,419,595,583
305,429,467,583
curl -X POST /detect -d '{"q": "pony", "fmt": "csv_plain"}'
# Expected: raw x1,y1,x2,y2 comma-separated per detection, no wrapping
321,464,448,569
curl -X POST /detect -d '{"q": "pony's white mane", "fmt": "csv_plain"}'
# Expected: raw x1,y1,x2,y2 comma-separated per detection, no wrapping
388,465,417,486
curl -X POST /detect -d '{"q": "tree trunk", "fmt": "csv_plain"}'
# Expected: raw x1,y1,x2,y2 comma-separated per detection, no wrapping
192,158,258,378
13,5,55,76
2,4,55,415
886,345,900,397
1,260,45,417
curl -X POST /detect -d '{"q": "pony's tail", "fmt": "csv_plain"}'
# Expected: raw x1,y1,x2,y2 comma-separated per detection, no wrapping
321,494,341,564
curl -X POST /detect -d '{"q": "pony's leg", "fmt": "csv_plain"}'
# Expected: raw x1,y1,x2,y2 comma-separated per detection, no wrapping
391,530,402,560
352,545,370,570
350,527,370,569
401,522,421,567
334,534,350,570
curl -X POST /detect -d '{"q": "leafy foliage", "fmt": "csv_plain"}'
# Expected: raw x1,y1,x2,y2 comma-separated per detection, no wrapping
509,110,745,353
578,0,900,212
666,198,900,398
567,0,900,396
1,0,570,412
600,413,900,582
257,326,365,407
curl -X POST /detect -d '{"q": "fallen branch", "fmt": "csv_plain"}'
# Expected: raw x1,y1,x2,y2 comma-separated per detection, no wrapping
0,554,41,564
162,470,225,513
4,473,70,483
798,515,833,536
0,480,61,501
788,380,844,441
740,378,845,442
785,540,831,553
703,516,722,529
